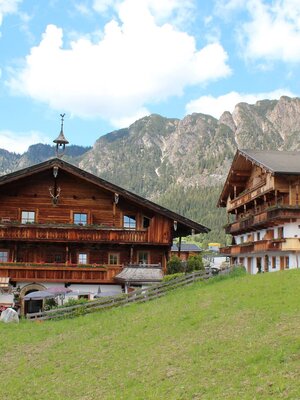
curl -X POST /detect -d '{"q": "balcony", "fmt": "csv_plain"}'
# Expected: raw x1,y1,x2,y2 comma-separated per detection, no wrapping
0,223,149,244
227,178,273,212
220,238,287,256
0,262,122,284
225,206,300,234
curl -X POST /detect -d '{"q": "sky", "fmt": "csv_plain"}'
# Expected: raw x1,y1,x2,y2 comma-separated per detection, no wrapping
0,0,299,153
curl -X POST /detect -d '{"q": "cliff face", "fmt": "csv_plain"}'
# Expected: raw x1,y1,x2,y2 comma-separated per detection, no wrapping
78,96,300,196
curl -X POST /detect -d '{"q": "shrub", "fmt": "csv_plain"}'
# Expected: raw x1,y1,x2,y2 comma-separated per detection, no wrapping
163,272,185,282
186,255,204,273
167,256,182,274
44,298,58,311
62,298,89,308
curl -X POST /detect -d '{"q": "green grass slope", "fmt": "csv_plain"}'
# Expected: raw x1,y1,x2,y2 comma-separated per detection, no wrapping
1,270,300,400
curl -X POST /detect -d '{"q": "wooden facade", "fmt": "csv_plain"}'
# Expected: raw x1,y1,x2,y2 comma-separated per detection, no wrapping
218,149,300,273
0,158,209,308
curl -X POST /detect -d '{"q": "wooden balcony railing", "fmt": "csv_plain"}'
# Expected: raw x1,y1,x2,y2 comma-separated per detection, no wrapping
0,224,150,244
220,238,286,256
225,206,300,234
0,263,122,284
227,178,270,212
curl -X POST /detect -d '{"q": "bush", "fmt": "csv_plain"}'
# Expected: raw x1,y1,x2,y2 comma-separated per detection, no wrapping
186,255,204,273
62,298,89,308
44,298,58,311
167,256,182,274
163,272,185,282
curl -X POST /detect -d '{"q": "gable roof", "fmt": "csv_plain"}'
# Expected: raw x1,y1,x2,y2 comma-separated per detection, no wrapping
171,243,202,252
238,149,300,174
218,149,300,207
0,157,209,235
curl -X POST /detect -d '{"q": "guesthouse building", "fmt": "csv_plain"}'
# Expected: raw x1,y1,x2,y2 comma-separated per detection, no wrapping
218,149,300,274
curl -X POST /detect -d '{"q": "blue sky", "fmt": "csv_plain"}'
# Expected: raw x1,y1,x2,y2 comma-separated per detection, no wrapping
0,0,299,153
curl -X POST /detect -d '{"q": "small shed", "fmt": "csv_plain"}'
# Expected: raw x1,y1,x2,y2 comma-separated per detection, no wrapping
171,243,202,260
115,265,163,293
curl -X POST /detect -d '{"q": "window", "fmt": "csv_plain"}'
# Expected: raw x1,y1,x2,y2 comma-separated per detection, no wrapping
123,215,136,229
73,213,88,226
78,253,88,264
272,257,276,269
108,253,119,265
256,232,260,241
21,211,35,224
0,250,8,262
240,236,244,244
278,227,284,239
138,251,149,264
143,216,151,229
54,254,62,263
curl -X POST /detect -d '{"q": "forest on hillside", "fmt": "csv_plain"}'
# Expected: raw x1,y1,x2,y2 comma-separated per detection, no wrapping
157,185,231,247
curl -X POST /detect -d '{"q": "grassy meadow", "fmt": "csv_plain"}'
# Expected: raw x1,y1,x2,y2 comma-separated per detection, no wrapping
1,269,300,400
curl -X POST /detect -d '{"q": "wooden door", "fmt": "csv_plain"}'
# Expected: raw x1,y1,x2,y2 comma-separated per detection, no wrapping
247,257,252,274
264,255,269,272
280,256,285,271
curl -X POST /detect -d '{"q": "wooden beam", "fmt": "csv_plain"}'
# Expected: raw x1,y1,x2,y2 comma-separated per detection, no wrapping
232,170,251,177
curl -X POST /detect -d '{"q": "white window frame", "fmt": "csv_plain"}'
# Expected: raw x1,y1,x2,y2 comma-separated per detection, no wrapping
0,250,9,263
78,253,88,264
108,253,120,265
123,215,136,229
73,213,88,226
21,210,35,224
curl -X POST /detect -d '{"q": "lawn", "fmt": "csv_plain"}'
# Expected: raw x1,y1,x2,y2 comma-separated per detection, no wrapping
1,269,300,400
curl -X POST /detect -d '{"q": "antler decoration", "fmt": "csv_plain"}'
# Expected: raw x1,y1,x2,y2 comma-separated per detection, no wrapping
49,186,61,205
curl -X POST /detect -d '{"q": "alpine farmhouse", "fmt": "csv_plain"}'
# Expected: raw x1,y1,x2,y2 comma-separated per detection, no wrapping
0,156,209,314
219,149,300,274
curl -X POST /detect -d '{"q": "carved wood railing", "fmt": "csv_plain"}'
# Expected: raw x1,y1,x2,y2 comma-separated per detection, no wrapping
225,206,300,234
220,239,286,255
0,263,122,284
0,225,149,244
227,178,272,212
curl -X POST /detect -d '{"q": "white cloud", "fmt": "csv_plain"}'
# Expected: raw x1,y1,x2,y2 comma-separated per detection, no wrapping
0,0,21,26
93,0,117,14
239,0,300,63
74,3,93,16
110,107,150,127
7,0,231,127
0,130,50,153
185,89,296,119
217,0,300,63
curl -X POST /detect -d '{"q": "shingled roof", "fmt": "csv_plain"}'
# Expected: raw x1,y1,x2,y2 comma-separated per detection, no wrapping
239,149,300,174
171,243,202,252
114,266,163,284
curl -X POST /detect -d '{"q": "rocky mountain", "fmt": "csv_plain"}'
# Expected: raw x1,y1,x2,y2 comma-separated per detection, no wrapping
1,95,300,244
0,144,91,175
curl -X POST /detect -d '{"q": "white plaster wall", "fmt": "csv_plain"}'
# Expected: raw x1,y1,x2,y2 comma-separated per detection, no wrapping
0,293,14,305
235,253,300,274
282,221,300,238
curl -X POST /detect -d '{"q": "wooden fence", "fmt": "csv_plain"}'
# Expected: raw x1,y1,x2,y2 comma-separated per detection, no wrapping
26,267,232,321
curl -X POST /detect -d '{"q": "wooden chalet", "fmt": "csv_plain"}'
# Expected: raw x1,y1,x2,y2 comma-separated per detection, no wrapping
0,157,209,313
218,149,300,274
171,243,202,261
